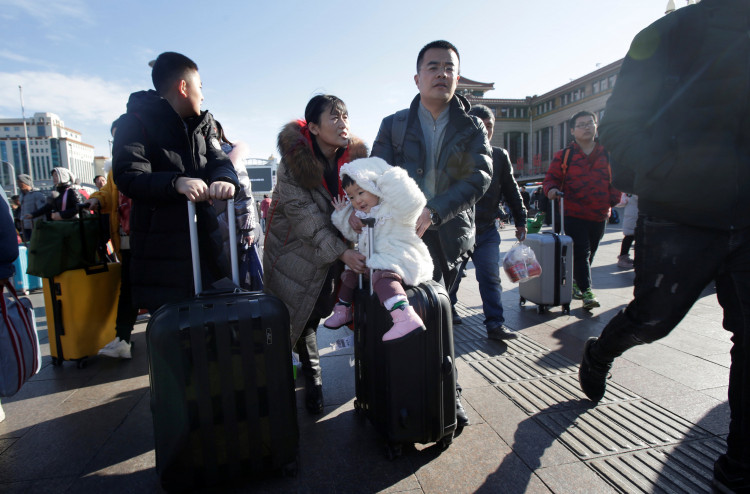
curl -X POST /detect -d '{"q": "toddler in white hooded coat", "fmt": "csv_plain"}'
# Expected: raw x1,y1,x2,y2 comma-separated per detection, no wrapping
324,157,433,341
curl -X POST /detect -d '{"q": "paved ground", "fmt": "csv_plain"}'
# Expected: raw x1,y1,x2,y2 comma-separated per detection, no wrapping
0,220,730,493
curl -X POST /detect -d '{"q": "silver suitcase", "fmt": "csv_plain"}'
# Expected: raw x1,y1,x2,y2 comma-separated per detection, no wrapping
519,198,573,314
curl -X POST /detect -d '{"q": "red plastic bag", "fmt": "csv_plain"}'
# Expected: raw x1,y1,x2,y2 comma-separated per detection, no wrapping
503,242,542,283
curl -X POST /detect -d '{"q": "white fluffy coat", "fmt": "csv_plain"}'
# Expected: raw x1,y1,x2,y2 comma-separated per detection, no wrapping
332,157,433,286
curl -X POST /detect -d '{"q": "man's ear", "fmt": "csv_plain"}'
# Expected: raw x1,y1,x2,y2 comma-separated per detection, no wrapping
414,74,419,87
177,79,188,98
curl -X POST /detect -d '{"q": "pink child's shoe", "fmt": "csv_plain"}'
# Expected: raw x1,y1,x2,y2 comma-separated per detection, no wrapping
323,304,352,329
382,305,425,341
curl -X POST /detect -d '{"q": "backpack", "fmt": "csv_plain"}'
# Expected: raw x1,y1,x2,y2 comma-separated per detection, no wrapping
390,109,410,164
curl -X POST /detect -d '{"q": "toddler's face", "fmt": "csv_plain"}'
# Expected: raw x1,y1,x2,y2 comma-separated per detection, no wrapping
344,183,379,213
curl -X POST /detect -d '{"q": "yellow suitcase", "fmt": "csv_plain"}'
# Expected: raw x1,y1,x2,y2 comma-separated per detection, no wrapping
43,263,121,368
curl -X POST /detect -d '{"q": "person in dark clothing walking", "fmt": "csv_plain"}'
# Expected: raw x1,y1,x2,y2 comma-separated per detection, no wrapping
113,52,238,313
449,104,526,340
576,2,750,491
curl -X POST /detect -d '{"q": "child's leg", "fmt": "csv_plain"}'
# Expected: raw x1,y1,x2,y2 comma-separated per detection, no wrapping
372,270,407,309
372,270,425,341
337,269,357,305
323,269,357,329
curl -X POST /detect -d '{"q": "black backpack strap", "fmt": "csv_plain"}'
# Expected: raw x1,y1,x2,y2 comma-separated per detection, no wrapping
390,109,410,160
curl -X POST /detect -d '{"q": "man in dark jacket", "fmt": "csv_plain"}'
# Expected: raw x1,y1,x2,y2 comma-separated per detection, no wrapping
371,40,493,428
113,52,237,317
17,174,47,242
450,104,526,340
577,2,750,491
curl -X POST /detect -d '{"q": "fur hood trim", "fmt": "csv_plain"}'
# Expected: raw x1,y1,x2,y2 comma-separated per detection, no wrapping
277,120,368,190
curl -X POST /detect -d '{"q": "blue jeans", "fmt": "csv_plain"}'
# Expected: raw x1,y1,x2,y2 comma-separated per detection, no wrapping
450,227,505,328
592,215,750,466
562,216,606,292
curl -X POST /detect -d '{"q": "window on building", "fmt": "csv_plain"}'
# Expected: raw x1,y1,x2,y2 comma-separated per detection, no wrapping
541,127,552,161
593,81,600,94
505,132,528,168
558,122,569,149
601,78,608,91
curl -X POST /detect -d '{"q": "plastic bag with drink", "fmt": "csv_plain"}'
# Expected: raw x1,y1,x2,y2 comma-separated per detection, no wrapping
503,242,542,283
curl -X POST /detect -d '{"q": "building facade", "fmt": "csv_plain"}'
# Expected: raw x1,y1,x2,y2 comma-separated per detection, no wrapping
460,59,622,182
0,112,95,191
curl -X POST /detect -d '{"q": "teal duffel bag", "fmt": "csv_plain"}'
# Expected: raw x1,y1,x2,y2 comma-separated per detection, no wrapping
27,211,104,278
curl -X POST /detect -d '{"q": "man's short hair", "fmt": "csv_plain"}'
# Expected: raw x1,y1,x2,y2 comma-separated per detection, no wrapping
569,110,597,129
468,104,494,123
151,52,198,96
416,40,460,73
94,175,105,181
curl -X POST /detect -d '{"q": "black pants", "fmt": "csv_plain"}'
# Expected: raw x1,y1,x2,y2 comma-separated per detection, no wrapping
115,249,139,342
593,215,750,466
562,216,606,291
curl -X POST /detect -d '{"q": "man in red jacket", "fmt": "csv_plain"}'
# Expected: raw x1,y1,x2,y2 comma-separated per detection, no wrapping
543,111,620,310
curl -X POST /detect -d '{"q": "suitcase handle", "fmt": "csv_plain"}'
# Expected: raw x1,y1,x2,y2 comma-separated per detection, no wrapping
187,198,239,295
551,195,565,235
357,217,376,295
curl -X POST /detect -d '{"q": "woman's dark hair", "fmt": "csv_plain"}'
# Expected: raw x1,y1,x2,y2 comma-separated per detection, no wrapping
215,120,233,146
304,94,348,163
341,173,356,190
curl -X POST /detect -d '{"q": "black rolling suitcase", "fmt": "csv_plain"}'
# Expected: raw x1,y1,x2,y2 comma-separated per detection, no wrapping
353,218,457,458
147,201,298,491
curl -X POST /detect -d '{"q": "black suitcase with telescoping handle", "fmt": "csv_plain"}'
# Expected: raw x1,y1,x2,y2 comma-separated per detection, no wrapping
146,200,298,491
353,218,457,459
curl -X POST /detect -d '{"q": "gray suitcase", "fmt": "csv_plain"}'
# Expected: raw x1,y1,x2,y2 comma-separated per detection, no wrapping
519,198,573,314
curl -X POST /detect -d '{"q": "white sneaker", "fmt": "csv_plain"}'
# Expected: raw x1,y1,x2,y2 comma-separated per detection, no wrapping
0,401,5,423
98,337,132,359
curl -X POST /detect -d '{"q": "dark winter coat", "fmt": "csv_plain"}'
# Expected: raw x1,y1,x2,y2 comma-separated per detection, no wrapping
543,142,620,222
371,94,492,268
0,192,18,280
112,90,238,310
599,0,750,230
263,121,368,344
31,167,83,221
476,146,526,233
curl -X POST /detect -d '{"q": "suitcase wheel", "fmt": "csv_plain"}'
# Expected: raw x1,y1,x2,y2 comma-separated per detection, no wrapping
385,442,403,460
562,304,571,315
537,305,548,315
437,434,453,451
51,357,63,367
76,359,87,369
519,297,526,306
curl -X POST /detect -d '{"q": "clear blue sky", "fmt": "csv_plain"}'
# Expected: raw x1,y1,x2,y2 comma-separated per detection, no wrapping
0,0,674,161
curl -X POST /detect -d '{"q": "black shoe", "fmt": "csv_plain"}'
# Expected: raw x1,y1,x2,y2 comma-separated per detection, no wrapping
579,337,611,403
487,324,518,341
452,311,462,326
456,393,469,427
305,384,324,415
714,455,750,493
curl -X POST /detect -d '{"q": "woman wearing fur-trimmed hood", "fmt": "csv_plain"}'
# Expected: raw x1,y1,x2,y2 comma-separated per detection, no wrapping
263,94,368,415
